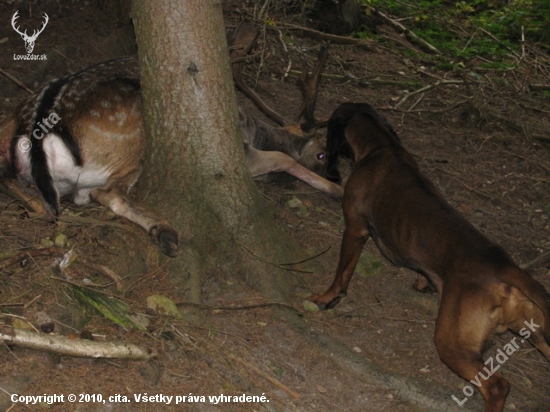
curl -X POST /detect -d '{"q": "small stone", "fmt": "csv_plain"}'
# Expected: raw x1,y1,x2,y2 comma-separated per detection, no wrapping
302,300,320,312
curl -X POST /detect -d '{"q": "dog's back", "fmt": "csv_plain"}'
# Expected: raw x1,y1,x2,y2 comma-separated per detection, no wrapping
329,104,514,283
314,102,550,411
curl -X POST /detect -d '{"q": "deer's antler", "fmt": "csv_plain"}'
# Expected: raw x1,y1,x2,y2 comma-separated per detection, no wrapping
229,23,330,133
295,43,330,131
11,11,49,41
11,11,27,37
230,23,289,127
31,13,49,40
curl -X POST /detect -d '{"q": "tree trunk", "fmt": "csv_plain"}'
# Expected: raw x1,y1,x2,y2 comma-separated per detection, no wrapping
131,0,303,304
311,0,362,35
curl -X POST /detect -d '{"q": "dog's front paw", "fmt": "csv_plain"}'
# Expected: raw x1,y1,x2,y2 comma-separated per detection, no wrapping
308,291,346,310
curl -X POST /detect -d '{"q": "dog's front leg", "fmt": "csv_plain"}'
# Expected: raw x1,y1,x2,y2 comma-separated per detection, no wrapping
310,225,368,309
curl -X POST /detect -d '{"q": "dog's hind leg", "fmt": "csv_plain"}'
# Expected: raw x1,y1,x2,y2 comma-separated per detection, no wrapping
435,290,510,412
503,285,550,361
522,326,550,360
495,272,550,361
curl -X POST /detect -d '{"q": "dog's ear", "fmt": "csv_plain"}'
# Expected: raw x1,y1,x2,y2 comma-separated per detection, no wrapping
326,169,341,183
325,111,350,183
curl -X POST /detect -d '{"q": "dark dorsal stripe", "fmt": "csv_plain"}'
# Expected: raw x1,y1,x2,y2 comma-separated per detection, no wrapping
30,78,73,216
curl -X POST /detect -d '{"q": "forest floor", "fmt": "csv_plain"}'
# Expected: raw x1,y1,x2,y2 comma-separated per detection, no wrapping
0,1,549,411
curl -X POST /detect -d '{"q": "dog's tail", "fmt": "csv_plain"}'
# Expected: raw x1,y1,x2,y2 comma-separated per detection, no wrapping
501,268,550,345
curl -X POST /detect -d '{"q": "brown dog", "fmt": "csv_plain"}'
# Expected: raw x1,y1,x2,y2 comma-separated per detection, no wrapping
309,103,550,412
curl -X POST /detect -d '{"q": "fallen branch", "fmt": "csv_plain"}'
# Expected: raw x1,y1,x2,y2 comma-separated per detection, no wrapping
286,70,413,87
366,5,441,55
275,23,373,46
76,256,123,292
520,251,550,271
230,23,288,126
236,240,313,273
0,326,152,359
0,179,46,213
1,209,133,230
390,99,470,114
0,68,34,94
0,247,61,272
435,167,519,212
529,84,550,92
479,27,521,59
226,352,301,399
395,79,463,108
176,301,299,313
0,248,124,293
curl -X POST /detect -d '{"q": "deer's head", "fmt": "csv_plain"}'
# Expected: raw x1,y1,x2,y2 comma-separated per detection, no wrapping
12,11,49,54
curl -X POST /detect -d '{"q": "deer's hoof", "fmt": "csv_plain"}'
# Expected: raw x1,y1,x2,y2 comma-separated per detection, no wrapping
151,224,178,257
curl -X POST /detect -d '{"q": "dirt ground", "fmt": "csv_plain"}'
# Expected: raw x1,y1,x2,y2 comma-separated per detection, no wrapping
1,1,549,411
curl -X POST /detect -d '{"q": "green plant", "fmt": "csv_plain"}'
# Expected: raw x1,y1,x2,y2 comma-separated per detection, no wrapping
356,0,550,62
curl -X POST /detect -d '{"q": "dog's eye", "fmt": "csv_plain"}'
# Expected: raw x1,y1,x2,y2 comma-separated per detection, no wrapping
317,152,325,160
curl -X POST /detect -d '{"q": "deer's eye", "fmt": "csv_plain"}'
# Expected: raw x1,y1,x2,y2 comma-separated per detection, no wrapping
317,152,325,160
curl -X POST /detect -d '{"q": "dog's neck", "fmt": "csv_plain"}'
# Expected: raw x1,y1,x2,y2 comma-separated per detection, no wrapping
348,114,401,163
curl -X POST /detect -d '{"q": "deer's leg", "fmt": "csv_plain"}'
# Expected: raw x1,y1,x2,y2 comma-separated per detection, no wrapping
89,178,178,257
246,147,343,198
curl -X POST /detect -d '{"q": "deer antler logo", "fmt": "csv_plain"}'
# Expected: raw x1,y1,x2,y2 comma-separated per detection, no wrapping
11,11,49,54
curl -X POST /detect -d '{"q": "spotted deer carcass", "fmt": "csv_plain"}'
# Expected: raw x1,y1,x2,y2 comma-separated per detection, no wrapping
0,56,341,257
0,57,178,257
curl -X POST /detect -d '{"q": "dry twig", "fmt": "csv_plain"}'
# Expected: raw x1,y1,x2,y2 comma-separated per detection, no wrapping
366,5,441,55
0,326,152,359
226,352,301,399
76,256,123,292
520,251,550,271
0,68,34,94
176,301,299,313
0,180,45,213
275,23,373,46
395,80,463,108
0,247,60,272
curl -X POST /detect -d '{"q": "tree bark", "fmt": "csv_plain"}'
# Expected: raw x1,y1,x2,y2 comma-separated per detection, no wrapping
310,0,363,35
131,0,303,304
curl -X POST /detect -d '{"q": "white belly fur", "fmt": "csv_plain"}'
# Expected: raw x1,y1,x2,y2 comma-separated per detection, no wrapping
41,133,111,204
